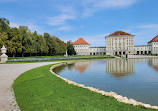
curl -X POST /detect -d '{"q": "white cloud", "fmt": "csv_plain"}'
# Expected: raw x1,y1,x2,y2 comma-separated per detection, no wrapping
82,0,139,17
47,0,139,26
136,24,158,29
63,33,107,46
10,21,44,34
47,5,77,32
90,0,138,8
46,0,139,32
55,5,77,16
27,23,43,33
125,24,158,45
84,34,107,46
48,14,75,26
10,22,20,28
132,31,155,45
57,26,74,31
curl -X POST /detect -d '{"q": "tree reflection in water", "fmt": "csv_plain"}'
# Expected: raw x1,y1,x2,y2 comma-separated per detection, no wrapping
53,61,91,74
53,63,75,74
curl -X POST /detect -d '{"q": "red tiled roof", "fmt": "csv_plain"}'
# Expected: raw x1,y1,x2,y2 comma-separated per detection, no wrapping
148,35,158,43
108,31,131,36
73,38,89,45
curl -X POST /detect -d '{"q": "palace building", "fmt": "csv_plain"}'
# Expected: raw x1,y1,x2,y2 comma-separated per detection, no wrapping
105,31,135,55
72,38,106,55
72,31,158,56
134,35,158,55
73,38,90,55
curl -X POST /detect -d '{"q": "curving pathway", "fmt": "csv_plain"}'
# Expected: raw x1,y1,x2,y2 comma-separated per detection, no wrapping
0,62,62,111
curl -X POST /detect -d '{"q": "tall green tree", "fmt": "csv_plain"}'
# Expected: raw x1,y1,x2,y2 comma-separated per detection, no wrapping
51,37,60,55
67,41,76,55
44,33,66,55
0,32,8,47
32,31,38,55
44,33,55,55
0,18,67,57
22,32,36,56
0,18,10,33
19,26,30,57
36,35,48,55
8,28,23,57
56,37,66,55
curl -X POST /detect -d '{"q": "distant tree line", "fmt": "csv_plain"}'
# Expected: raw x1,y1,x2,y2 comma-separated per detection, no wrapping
0,18,76,57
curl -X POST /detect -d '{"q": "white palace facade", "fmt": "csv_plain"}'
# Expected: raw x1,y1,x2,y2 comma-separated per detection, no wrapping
72,31,158,56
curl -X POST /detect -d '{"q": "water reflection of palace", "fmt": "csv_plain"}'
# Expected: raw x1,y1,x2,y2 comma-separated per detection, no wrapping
148,58,158,72
74,61,90,73
54,61,91,74
106,59,135,78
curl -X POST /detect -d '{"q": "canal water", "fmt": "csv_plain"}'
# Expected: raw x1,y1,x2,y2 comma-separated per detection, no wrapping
53,59,158,106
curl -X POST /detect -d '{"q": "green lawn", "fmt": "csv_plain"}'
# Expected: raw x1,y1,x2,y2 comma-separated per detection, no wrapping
8,55,110,60
8,55,64,60
3,56,112,64
151,54,158,56
13,64,156,111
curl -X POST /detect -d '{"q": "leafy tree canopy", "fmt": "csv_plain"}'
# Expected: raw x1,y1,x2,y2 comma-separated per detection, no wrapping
67,41,76,55
0,18,67,57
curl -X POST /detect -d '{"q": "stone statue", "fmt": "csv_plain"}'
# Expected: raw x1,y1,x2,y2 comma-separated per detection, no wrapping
0,45,8,63
64,50,68,57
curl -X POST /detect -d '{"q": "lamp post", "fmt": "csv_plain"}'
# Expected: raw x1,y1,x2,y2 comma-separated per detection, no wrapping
0,45,8,63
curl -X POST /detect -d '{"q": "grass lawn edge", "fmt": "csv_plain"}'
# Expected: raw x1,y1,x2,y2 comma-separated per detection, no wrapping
50,62,158,110
12,62,157,111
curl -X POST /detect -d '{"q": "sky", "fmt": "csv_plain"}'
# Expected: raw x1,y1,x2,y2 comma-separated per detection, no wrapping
0,0,158,46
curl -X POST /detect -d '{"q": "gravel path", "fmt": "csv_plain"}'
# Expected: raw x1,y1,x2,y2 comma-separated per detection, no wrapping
0,62,62,111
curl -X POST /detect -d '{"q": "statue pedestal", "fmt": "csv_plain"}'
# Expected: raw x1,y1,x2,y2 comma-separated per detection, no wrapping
1,54,8,63
0,45,8,63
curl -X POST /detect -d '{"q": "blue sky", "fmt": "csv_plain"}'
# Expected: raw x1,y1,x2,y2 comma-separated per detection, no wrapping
0,0,158,46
